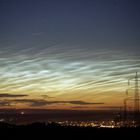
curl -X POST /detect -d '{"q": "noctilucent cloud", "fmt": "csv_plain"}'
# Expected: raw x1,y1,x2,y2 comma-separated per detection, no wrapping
0,0,140,109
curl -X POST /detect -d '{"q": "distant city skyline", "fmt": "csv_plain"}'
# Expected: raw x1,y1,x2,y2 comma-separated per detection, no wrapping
0,0,140,110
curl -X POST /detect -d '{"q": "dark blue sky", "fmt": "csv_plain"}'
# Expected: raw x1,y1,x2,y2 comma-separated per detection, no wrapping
0,0,140,50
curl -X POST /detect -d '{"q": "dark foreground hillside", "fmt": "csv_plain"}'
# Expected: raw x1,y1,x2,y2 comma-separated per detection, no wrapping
0,122,140,139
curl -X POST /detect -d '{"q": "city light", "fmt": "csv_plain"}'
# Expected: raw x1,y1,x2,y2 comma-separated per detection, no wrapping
20,112,25,115
56,120,139,128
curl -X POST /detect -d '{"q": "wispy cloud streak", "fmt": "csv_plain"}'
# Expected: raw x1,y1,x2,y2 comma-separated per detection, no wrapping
0,44,139,107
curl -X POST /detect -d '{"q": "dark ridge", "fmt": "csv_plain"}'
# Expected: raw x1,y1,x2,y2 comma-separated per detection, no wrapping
0,122,139,139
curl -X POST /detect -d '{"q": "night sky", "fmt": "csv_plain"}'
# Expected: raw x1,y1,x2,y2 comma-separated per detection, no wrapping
0,0,140,110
